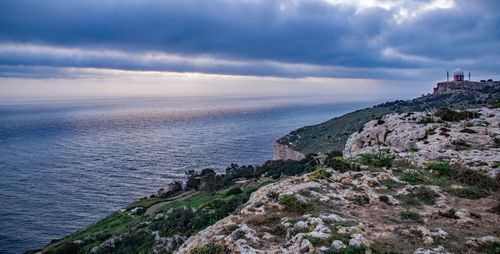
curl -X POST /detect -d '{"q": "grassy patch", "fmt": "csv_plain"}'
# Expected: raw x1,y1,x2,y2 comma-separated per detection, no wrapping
400,171,427,185
446,186,490,199
379,179,406,190
309,166,332,181
357,150,394,168
159,186,257,212
323,245,368,254
325,156,358,173
279,194,312,213
426,162,451,176
190,242,228,254
401,186,438,207
400,210,420,221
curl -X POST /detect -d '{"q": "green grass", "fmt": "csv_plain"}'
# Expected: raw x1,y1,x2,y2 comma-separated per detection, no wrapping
446,186,490,199
309,166,332,180
357,150,394,168
400,210,420,221
401,186,437,206
323,245,368,254
126,196,164,209
426,162,451,176
279,194,312,213
159,186,257,212
400,171,427,185
190,242,228,254
68,212,140,241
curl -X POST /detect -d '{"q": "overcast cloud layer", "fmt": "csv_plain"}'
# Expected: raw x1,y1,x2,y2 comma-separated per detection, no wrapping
0,0,499,79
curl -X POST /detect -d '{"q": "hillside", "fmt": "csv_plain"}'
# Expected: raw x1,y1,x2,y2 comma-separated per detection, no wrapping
276,84,500,156
177,107,500,253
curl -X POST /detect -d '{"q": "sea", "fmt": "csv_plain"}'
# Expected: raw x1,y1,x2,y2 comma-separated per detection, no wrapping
0,96,376,253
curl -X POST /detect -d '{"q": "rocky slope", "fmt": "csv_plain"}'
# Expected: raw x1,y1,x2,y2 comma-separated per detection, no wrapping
177,108,500,254
344,107,500,178
273,143,305,161
276,85,500,156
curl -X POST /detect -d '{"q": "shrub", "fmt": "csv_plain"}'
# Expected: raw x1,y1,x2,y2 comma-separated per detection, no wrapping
400,171,427,185
426,162,451,177
450,164,498,191
357,150,394,168
225,187,243,196
328,246,367,254
190,242,228,254
488,100,500,109
279,194,311,213
494,138,500,148
325,156,356,173
418,116,436,124
400,211,420,221
407,147,420,153
309,166,332,180
379,195,390,205
446,186,490,199
435,108,480,122
401,186,438,206
452,139,471,150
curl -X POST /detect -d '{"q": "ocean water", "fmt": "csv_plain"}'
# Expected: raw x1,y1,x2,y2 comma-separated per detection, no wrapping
0,96,373,253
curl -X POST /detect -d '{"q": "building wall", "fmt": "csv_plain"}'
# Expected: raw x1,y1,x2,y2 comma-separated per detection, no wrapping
433,80,500,94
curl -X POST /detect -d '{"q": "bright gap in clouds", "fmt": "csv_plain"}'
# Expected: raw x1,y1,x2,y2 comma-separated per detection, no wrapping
0,67,430,103
325,0,455,22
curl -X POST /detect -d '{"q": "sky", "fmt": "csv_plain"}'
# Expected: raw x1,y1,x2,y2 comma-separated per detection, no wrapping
0,0,499,101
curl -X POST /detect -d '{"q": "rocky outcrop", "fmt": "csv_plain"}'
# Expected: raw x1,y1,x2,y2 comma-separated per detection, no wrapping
273,142,305,161
344,107,500,177
177,107,500,254
175,165,499,253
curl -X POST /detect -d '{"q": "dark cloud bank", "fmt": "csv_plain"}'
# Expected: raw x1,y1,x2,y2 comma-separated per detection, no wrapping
0,0,499,79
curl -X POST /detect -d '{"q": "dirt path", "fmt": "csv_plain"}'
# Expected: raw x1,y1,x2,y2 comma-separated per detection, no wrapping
145,190,198,217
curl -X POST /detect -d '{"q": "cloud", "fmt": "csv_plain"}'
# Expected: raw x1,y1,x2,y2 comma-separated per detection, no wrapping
0,0,499,79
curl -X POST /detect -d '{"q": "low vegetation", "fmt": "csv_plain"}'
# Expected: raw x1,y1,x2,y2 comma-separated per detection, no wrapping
435,108,480,122
356,149,394,168
400,210,420,221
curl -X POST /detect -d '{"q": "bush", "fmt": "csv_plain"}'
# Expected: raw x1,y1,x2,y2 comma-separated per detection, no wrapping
400,171,427,185
357,150,394,168
225,187,243,196
446,186,490,199
450,165,498,191
494,138,500,148
379,195,390,205
325,156,356,172
400,211,420,221
309,166,332,180
426,162,451,177
435,108,480,122
401,186,438,206
190,242,228,254
279,194,311,213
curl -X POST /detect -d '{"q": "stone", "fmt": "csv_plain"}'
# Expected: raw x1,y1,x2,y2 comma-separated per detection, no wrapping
349,234,368,247
294,221,308,232
414,245,451,254
331,240,346,249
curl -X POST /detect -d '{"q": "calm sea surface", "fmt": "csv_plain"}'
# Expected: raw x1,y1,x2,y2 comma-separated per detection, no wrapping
0,96,373,253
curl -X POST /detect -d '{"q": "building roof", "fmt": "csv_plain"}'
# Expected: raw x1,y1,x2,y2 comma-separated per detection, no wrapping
453,68,464,76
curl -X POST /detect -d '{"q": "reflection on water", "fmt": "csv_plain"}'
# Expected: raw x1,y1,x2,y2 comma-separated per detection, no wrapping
0,96,373,253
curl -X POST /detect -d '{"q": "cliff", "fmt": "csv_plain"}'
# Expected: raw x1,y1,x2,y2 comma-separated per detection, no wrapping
275,83,500,158
177,107,500,254
273,142,305,161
